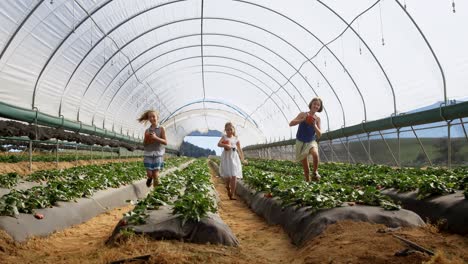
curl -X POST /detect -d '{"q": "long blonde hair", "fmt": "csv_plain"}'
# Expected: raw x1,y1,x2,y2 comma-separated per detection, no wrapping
224,122,236,136
137,110,158,124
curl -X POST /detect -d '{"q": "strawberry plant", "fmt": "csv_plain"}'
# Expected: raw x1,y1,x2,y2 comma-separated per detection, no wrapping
0,172,19,188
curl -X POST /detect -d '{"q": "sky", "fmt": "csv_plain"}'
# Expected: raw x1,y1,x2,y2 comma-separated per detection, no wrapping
184,136,222,156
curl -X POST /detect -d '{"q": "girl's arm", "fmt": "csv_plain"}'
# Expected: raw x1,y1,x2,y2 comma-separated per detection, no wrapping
289,112,306,127
218,137,231,148
151,127,167,145
314,115,322,139
143,131,155,145
236,141,245,162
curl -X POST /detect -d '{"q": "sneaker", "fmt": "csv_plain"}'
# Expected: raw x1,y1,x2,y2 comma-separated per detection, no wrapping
312,171,321,181
146,178,153,187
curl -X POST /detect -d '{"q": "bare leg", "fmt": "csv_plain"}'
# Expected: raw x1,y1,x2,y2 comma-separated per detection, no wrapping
146,170,153,187
225,176,231,197
152,170,160,187
310,147,320,180
310,147,319,173
230,176,237,200
301,157,310,182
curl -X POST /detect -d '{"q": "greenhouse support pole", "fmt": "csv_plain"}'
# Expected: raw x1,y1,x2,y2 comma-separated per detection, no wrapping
346,137,350,163
338,137,355,164
397,128,401,168
28,139,32,172
410,126,433,167
447,121,452,169
356,134,372,164
318,144,329,163
367,133,372,165
328,140,336,162
378,131,399,167
439,104,452,168
56,139,59,168
460,118,468,142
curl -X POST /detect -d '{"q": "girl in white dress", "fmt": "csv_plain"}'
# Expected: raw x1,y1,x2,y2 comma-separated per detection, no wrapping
218,122,245,200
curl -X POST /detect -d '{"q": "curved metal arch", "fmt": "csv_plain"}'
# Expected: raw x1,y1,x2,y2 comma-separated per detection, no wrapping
160,99,258,127
85,30,338,131
317,0,397,115
31,0,188,109
71,17,347,130
114,63,291,126
98,53,300,126
234,0,368,121
94,54,295,128
161,108,265,139
153,70,291,128
68,17,308,121
104,44,308,115
110,69,291,140
68,17,346,131
394,0,447,104
0,0,46,61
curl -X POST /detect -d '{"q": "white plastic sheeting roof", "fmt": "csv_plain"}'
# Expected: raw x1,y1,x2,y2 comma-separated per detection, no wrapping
0,0,467,149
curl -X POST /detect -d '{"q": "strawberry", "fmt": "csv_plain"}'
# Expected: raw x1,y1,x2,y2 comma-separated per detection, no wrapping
306,114,315,125
118,219,128,226
34,213,44,219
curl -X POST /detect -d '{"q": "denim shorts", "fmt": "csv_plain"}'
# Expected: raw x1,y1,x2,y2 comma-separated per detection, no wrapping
143,156,164,171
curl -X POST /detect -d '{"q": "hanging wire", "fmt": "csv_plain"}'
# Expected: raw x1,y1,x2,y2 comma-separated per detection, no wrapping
90,21,93,47
341,37,346,72
452,0,456,13
357,19,362,55
379,0,385,46
403,0,407,9
103,37,106,63
72,0,75,33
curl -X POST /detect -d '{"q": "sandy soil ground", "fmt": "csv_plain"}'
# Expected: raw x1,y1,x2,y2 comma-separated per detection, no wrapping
0,157,141,175
0,162,467,264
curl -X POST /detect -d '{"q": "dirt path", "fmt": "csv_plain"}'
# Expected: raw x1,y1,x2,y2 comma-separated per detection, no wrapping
210,170,298,263
0,162,467,264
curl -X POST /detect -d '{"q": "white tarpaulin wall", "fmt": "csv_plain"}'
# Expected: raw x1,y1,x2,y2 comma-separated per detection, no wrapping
0,0,467,149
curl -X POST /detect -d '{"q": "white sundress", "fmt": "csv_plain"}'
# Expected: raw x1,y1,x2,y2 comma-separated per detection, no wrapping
219,135,243,178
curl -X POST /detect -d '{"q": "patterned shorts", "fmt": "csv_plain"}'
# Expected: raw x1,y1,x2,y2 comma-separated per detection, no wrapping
143,156,164,171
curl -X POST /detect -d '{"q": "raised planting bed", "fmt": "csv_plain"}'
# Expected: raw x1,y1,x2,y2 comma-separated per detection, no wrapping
381,189,468,234
246,159,468,234
107,159,238,246
0,157,192,241
212,162,425,246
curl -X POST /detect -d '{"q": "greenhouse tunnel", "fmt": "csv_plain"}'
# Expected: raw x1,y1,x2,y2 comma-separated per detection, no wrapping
1,1,468,263
0,0,467,166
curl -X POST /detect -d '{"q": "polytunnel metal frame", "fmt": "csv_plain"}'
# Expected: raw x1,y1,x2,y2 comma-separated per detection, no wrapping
0,0,460,161
244,101,468,168
19,0,379,132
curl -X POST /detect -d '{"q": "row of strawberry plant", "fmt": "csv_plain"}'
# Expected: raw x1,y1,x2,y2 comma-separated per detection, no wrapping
242,165,400,210
0,157,191,217
125,159,216,225
246,159,467,199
